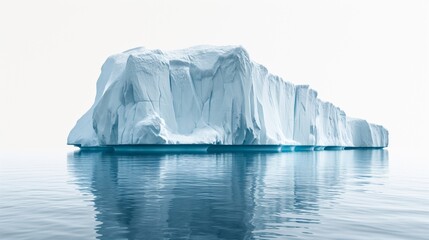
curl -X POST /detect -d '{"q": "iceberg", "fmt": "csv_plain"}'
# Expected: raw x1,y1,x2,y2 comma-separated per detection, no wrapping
68,46,388,151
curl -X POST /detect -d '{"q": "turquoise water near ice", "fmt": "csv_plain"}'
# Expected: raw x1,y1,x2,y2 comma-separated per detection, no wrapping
0,149,428,239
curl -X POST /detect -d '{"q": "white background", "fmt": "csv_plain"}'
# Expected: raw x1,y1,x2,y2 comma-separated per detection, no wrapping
0,0,428,151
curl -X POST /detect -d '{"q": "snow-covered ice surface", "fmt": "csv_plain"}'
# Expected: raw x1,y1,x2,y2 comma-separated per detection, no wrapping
68,46,388,148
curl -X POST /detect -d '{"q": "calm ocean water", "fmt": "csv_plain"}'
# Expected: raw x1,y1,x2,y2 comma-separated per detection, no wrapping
0,149,428,239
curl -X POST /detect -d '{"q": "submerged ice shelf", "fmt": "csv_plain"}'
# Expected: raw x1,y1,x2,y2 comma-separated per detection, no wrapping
68,45,388,151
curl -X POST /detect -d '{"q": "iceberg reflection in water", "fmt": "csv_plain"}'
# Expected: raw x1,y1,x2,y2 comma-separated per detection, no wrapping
68,150,389,239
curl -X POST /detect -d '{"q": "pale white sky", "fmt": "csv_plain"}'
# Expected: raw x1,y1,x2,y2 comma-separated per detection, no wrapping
0,0,428,150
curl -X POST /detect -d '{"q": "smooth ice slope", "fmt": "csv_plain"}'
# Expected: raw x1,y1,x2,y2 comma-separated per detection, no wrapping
68,46,388,148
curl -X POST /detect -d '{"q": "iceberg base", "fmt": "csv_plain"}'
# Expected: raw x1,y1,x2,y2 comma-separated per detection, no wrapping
73,144,385,153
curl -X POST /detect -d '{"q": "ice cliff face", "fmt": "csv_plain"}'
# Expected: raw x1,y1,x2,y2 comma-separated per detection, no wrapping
68,46,388,148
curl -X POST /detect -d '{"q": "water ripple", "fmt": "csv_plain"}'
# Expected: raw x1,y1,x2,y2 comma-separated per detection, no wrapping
1,149,429,239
